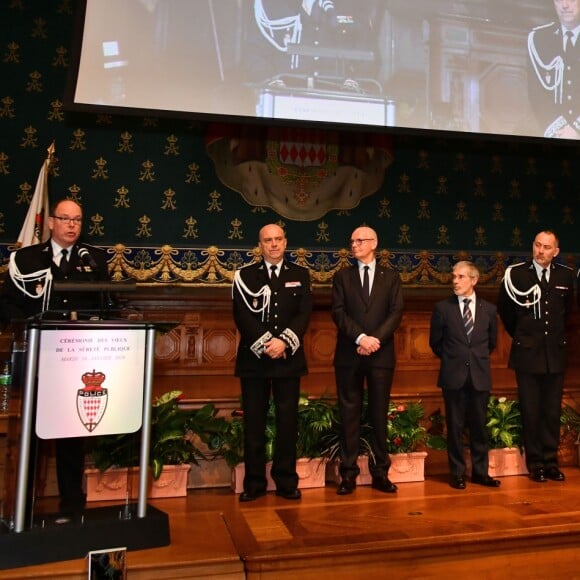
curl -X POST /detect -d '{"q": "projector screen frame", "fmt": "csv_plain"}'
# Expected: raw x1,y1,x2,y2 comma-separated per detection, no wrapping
63,0,579,145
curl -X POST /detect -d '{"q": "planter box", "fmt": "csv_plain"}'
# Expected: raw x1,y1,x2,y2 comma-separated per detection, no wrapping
231,457,327,494
326,452,428,485
85,464,191,501
466,447,528,478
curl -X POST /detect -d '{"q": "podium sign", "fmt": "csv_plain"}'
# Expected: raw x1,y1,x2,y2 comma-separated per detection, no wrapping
36,328,146,439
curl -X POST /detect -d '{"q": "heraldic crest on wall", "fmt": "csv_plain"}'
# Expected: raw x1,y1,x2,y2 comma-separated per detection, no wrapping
206,125,393,221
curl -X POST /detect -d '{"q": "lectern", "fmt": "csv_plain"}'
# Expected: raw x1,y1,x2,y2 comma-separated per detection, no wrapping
0,318,172,569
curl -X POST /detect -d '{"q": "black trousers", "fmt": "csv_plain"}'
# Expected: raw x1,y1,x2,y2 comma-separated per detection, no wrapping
240,376,300,494
55,437,86,508
516,370,563,470
443,376,490,478
335,362,394,479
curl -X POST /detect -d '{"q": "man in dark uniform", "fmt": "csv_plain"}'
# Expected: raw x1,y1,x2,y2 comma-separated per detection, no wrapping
527,0,580,139
232,223,312,502
498,230,575,482
0,198,111,513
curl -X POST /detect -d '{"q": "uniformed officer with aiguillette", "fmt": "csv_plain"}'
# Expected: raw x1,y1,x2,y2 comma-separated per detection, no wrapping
498,230,574,483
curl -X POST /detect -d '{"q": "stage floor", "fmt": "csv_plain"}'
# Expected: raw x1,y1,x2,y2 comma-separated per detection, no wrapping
1,468,579,579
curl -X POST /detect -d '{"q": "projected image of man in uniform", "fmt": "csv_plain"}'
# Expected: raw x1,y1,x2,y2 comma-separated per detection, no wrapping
527,0,580,139
246,0,380,90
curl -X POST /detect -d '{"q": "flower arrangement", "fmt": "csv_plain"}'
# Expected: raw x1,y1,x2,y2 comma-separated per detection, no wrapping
318,396,430,461
386,401,429,454
89,390,226,479
485,396,523,450
213,393,338,467
213,393,434,469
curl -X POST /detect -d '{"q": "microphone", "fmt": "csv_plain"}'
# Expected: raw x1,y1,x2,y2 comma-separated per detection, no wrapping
78,247,99,271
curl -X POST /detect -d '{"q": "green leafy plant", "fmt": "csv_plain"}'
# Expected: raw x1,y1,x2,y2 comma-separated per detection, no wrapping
296,394,338,459
560,403,580,444
386,401,429,454
425,408,447,451
89,390,226,479
485,396,523,449
214,394,434,467
214,394,338,467
318,396,429,462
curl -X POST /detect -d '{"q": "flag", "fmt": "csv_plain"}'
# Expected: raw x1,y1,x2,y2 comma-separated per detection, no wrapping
16,142,54,248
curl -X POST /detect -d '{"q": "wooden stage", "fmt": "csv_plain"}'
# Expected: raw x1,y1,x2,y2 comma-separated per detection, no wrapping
1,468,579,579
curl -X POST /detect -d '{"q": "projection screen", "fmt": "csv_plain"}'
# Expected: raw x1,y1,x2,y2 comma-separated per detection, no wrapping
68,0,578,141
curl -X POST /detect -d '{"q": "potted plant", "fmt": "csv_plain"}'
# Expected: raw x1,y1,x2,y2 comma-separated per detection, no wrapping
86,390,226,500
486,395,523,450
470,395,527,477
215,393,336,493
560,403,580,466
210,393,335,493
323,397,430,485
383,400,429,483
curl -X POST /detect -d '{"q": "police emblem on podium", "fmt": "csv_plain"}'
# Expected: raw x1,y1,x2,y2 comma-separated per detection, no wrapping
77,369,108,432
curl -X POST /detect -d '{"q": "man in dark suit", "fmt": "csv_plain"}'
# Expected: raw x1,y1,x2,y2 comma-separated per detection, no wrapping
232,223,312,502
527,0,580,139
498,229,575,483
430,261,500,490
331,226,403,495
0,198,111,513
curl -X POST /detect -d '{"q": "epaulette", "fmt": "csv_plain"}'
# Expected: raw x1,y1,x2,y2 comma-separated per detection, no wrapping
554,262,573,270
506,261,525,269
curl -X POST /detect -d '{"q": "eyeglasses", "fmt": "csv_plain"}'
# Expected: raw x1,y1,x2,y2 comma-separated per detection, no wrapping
350,238,374,246
52,215,82,225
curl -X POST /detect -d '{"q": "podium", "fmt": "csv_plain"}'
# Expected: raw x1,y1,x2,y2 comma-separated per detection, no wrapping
0,318,172,569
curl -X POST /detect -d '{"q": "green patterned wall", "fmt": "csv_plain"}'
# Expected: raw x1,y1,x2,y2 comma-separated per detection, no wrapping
1,1,579,287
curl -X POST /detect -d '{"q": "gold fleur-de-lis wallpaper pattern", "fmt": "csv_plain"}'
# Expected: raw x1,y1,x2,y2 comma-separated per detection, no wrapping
0,1,579,287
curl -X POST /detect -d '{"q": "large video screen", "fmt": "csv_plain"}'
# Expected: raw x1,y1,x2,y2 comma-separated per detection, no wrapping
68,0,578,140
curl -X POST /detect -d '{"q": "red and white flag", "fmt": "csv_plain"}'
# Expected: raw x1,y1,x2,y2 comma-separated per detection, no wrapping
16,143,54,248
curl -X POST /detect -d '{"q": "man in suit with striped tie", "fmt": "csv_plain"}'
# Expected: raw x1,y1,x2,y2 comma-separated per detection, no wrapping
430,261,500,490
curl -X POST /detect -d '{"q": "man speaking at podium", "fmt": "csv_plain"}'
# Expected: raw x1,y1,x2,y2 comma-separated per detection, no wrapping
0,197,111,514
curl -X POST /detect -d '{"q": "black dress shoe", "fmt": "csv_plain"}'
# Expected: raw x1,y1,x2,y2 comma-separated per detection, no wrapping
545,467,565,481
239,490,266,502
449,475,466,489
529,467,547,483
471,475,501,487
371,477,398,493
275,488,302,500
336,478,356,495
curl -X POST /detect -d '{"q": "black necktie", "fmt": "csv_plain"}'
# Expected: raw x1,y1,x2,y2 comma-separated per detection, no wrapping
541,268,548,289
362,265,370,302
463,298,473,340
60,248,71,275
270,264,278,281
565,30,574,52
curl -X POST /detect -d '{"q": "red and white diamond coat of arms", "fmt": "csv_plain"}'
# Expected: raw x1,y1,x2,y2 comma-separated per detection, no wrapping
77,369,108,432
